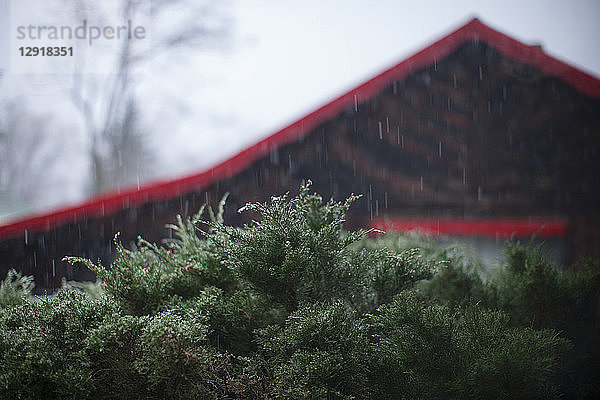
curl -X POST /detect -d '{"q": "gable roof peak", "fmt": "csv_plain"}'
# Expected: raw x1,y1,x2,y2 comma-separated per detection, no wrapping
1,18,599,241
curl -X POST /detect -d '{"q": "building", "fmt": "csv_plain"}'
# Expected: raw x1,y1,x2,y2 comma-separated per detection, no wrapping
1,19,599,290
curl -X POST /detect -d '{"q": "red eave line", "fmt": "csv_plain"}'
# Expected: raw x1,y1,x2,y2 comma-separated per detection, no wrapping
465,19,600,98
372,217,567,239
1,18,599,241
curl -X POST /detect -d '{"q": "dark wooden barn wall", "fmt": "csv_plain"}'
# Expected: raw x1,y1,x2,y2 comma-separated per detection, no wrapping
1,42,599,291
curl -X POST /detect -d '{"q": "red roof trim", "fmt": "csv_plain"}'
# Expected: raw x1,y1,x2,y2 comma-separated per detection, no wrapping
1,18,599,241
372,217,567,239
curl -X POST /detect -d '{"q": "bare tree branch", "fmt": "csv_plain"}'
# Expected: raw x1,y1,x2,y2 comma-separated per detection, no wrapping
67,0,230,194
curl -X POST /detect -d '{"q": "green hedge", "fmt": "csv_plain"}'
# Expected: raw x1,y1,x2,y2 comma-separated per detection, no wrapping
1,182,596,399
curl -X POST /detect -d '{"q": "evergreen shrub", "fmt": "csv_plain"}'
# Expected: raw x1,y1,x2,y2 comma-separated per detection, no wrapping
0,182,591,399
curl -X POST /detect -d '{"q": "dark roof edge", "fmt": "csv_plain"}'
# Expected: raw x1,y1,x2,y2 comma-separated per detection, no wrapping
2,18,599,241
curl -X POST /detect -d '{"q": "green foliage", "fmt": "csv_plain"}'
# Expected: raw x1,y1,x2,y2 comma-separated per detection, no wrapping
257,301,371,399
65,205,236,316
492,242,600,399
0,290,113,399
0,182,592,398
494,241,564,328
255,291,568,399
133,308,219,398
413,237,600,399
0,289,255,399
368,248,435,307
369,292,568,399
62,278,105,299
0,269,34,308
369,291,460,398
360,233,489,308
208,183,370,312
416,247,490,309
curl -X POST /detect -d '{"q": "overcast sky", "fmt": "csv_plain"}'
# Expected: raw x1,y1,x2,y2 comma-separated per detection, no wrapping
148,0,600,177
1,0,600,211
